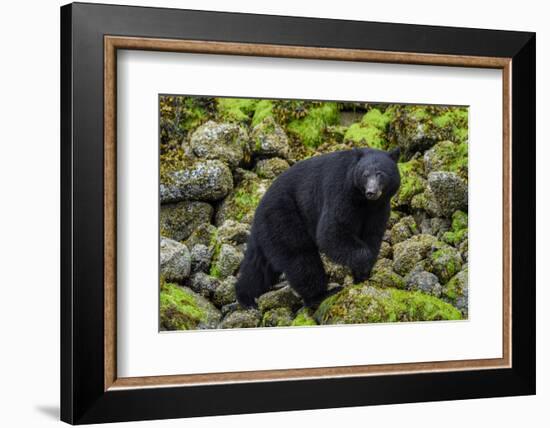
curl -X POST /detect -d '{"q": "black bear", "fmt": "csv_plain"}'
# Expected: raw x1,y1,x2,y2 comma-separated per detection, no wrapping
236,147,401,308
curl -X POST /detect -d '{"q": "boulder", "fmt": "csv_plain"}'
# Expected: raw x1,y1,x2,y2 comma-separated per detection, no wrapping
392,234,439,276
187,272,220,298
212,275,237,308
210,244,244,279
314,285,462,324
160,201,213,242
160,159,233,203
261,307,294,327
443,267,469,317
160,283,221,330
422,172,468,218
254,157,290,179
219,309,261,329
189,121,250,168
426,244,463,284
160,237,191,283
189,244,212,274
251,116,290,158
405,267,442,297
257,284,302,313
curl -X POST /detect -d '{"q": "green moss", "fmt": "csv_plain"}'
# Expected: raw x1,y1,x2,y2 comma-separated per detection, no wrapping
393,159,426,207
159,147,194,186
432,107,469,143
344,123,386,149
361,108,392,130
443,268,468,303
442,211,468,246
315,285,462,325
368,268,406,289
160,283,205,330
233,183,261,221
159,95,213,146
251,100,275,127
426,140,468,178
291,309,318,326
286,103,340,147
217,98,258,122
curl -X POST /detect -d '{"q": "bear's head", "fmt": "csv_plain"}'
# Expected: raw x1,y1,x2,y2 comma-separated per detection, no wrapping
353,148,401,201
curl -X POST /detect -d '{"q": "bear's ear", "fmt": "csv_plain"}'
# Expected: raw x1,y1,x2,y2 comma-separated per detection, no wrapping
388,147,401,162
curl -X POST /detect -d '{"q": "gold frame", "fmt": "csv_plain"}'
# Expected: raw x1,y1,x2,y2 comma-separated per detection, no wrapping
104,36,512,391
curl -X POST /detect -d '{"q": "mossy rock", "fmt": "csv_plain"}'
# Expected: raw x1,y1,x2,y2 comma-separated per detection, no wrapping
315,285,462,324
160,159,233,203
212,275,237,308
388,105,468,159
392,158,426,208
343,108,392,149
291,308,318,326
423,171,468,218
405,267,442,297
286,103,340,148
254,157,290,179
160,237,191,283
392,234,440,276
257,285,302,314
251,116,290,159
160,283,221,330
184,223,217,250
217,220,251,245
389,215,418,245
219,309,261,329
368,266,405,289
209,243,243,279
187,272,220,299
427,245,463,284
424,140,468,179
189,121,250,168
160,201,213,242
261,307,294,327
442,210,468,246
442,267,469,317
215,172,270,225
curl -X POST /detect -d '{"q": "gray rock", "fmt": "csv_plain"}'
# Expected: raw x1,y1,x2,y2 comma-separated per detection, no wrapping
160,159,233,203
261,307,294,327
212,275,237,307
211,244,244,279
251,117,290,159
257,284,302,313
390,215,418,245
392,234,439,276
190,244,212,274
217,220,250,245
188,272,220,298
160,237,191,283
219,309,261,329
189,121,249,168
425,171,468,218
160,201,213,242
405,268,442,297
419,216,451,238
254,157,290,179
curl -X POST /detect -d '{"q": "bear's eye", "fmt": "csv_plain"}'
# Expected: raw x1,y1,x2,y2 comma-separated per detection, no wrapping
376,172,383,178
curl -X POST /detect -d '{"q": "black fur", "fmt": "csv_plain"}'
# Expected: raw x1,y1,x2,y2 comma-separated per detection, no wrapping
236,147,401,308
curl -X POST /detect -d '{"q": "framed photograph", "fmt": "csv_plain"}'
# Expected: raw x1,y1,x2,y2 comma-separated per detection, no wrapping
61,2,535,424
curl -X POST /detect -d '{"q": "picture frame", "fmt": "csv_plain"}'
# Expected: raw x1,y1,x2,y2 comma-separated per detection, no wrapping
60,2,535,424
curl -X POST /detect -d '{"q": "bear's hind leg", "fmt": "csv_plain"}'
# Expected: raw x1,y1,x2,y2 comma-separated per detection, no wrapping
282,251,331,308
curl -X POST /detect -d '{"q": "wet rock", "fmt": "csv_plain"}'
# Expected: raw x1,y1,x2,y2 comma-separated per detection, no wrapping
257,284,302,313
251,116,290,158
212,275,237,308
160,159,233,203
405,267,442,297
160,201,213,242
189,121,250,168
190,244,212,274
160,237,191,283
160,284,221,330
314,285,461,324
261,307,294,327
219,309,261,329
254,157,290,179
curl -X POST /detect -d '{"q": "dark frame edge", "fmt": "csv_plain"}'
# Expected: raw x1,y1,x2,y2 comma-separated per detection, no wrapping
61,3,74,425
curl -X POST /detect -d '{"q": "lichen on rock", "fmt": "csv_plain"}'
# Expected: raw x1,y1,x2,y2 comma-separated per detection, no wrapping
160,237,191,283
160,201,213,242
